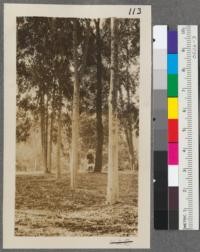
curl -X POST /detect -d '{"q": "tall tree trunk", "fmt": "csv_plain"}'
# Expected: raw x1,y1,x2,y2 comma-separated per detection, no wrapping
56,87,62,179
44,93,49,173
126,81,134,170
70,20,90,188
94,19,103,173
70,19,80,189
48,88,55,173
132,129,138,171
107,18,119,204
124,127,134,170
125,46,134,171
40,90,46,173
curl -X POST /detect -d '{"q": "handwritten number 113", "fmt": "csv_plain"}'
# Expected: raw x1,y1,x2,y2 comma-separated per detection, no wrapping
129,8,142,15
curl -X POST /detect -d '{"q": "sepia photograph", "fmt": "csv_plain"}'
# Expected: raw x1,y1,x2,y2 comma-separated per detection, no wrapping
16,16,140,237
4,4,151,249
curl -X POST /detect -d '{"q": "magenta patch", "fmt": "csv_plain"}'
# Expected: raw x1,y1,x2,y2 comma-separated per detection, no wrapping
168,143,178,164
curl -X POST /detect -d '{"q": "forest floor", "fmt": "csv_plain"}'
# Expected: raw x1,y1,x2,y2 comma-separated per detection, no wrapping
15,172,138,236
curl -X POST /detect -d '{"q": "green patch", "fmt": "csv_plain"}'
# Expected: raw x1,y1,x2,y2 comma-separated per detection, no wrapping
168,74,178,97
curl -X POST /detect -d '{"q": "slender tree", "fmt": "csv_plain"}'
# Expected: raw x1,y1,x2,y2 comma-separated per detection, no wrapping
48,87,55,173
94,19,104,173
56,85,62,179
117,19,140,171
70,19,91,189
70,19,79,188
17,17,73,175
44,93,49,173
39,89,46,172
107,18,119,204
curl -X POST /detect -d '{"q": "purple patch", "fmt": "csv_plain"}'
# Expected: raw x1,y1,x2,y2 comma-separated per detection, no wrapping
168,31,177,54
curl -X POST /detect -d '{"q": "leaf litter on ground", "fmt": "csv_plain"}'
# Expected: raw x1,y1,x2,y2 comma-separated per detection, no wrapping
15,172,138,236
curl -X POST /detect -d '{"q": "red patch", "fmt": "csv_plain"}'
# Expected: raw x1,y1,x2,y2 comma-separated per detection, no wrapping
168,119,178,142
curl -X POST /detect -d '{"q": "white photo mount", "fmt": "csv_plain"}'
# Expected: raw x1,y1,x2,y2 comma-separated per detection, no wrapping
3,4,151,249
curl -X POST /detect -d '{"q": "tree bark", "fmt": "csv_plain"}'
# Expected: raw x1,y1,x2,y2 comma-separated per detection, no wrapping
119,45,136,171
44,93,49,173
132,129,138,171
70,20,90,189
40,90,47,173
126,82,135,170
124,126,134,170
125,46,134,171
70,19,80,189
56,87,62,179
94,19,103,173
107,18,119,204
48,88,55,173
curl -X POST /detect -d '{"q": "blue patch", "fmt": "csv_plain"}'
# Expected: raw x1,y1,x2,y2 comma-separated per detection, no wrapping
168,54,178,74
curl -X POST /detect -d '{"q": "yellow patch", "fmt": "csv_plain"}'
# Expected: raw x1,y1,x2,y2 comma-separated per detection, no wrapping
168,97,178,119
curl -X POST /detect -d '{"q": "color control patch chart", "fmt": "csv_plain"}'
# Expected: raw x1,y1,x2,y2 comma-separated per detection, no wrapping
153,25,199,230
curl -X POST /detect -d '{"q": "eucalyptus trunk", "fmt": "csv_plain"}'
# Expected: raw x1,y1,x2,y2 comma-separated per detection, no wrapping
107,18,119,204
94,19,103,173
40,91,47,173
70,19,90,188
48,88,55,173
56,88,62,179
44,93,49,173
70,19,79,189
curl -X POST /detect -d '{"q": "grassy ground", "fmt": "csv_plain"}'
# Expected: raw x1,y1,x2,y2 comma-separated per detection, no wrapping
15,172,138,236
